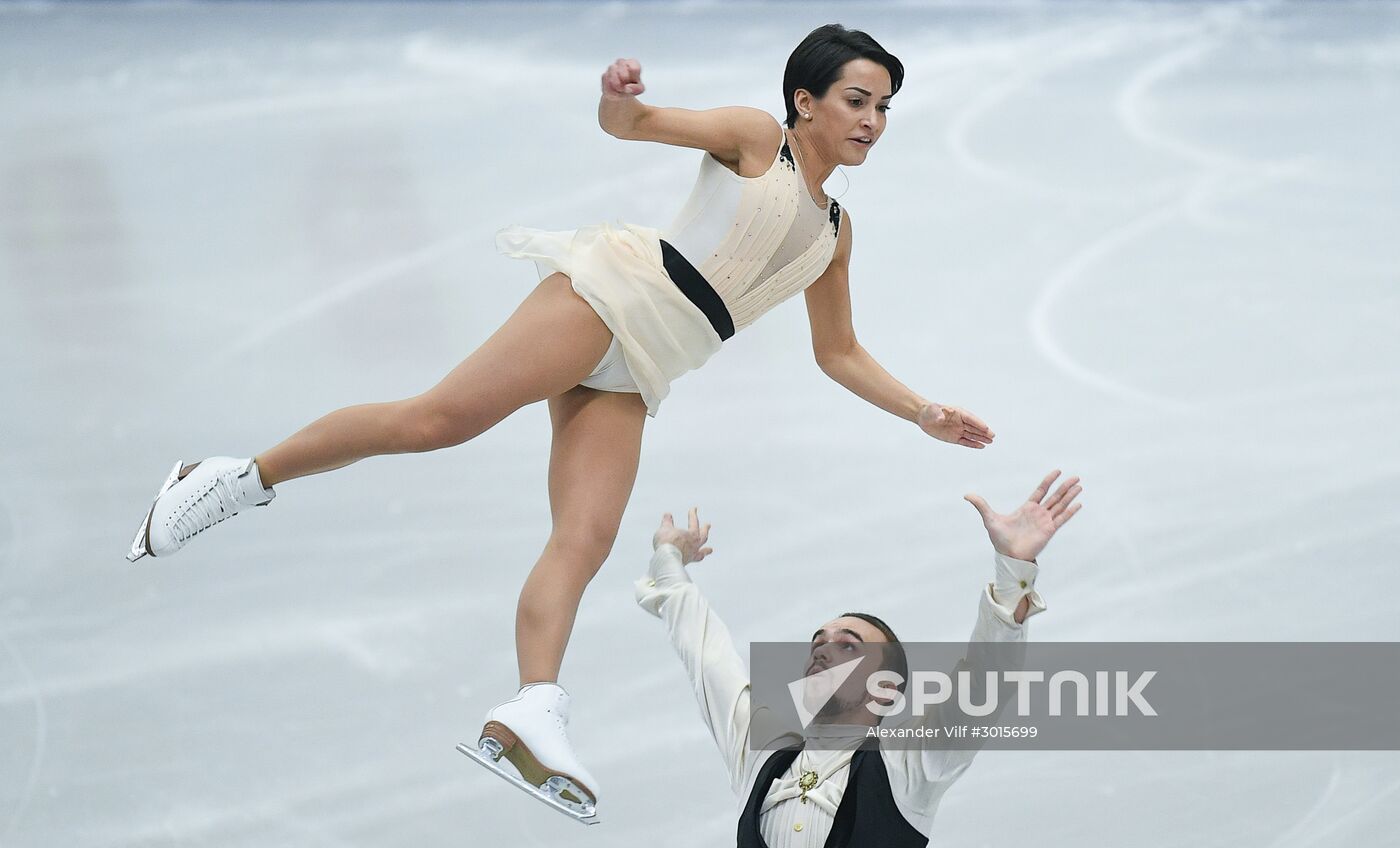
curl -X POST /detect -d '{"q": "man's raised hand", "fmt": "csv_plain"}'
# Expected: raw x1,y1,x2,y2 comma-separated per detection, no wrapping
964,470,1082,562
652,507,713,565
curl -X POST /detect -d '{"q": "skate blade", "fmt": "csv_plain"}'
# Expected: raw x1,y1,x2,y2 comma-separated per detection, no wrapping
456,742,600,826
126,460,185,562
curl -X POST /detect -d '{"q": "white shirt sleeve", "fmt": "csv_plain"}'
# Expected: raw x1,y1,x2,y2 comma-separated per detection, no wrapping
882,551,1046,831
634,543,756,796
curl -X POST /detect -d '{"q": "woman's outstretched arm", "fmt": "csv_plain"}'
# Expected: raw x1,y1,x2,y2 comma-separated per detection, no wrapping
597,57,779,172
803,208,996,450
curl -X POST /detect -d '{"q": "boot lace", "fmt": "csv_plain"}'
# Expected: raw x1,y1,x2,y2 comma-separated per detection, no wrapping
168,471,242,545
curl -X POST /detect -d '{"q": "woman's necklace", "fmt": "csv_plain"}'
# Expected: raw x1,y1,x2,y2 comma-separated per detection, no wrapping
788,129,830,210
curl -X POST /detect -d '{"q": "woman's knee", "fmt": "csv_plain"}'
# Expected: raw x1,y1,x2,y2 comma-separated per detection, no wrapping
548,519,622,573
398,396,489,452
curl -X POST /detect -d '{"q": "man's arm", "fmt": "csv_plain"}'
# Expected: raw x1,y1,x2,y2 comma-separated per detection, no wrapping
884,471,1081,824
634,511,756,796
976,552,1047,634
884,550,1046,807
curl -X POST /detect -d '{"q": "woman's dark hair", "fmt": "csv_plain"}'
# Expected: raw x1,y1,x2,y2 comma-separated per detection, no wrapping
783,24,904,128
841,611,909,695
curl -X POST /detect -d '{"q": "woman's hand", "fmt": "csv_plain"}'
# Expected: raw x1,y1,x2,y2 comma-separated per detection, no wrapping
652,507,713,565
601,58,645,99
964,470,1082,562
916,403,995,449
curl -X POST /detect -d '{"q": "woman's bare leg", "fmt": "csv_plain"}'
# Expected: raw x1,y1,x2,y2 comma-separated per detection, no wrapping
253,272,612,487
516,385,647,685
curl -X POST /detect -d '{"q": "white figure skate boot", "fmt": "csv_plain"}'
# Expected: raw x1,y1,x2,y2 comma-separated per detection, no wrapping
457,682,600,825
126,457,275,562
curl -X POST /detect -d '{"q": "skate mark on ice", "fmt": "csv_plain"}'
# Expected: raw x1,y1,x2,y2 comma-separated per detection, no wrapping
1113,4,1313,235
0,593,486,705
1262,763,1342,848
126,767,466,845
211,229,474,364
1031,6,1303,413
0,631,48,843
143,81,474,132
267,813,358,848
0,488,46,843
1268,769,1400,847
1027,201,1196,413
944,20,1180,204
1025,22,1213,414
1028,173,1299,411
1050,506,1400,618
132,40,602,133
211,161,677,365
307,775,485,836
1210,372,1400,411
1114,2,1287,172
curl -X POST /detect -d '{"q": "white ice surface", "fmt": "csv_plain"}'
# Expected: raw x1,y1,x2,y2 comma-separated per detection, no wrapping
1,1,1398,846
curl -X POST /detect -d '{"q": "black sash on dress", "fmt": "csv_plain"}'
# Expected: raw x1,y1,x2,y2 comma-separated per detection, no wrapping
658,238,735,341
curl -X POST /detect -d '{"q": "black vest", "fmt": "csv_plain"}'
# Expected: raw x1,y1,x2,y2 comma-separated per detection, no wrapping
736,744,928,848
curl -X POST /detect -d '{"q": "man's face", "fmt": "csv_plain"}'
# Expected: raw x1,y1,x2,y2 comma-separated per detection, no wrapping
801,616,891,721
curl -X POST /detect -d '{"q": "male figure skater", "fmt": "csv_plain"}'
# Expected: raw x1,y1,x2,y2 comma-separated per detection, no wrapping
638,470,1081,846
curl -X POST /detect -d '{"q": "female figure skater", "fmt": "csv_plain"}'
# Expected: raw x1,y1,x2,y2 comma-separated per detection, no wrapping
125,24,994,822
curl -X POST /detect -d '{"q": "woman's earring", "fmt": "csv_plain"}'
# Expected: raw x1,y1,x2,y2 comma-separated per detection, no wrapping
804,112,811,119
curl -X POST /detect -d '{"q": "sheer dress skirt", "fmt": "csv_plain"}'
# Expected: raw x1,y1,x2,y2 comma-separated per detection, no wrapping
495,220,722,417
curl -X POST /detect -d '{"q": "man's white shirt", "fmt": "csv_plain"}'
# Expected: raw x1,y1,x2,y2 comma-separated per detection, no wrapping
634,543,1045,846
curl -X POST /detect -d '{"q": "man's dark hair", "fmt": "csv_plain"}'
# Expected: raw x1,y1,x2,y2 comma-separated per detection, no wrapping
782,24,904,128
841,611,909,695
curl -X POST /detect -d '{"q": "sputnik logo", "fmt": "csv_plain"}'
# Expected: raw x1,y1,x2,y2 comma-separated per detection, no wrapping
788,657,865,728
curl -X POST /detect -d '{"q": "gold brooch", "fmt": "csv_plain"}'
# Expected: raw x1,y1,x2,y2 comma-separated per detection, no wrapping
798,770,819,804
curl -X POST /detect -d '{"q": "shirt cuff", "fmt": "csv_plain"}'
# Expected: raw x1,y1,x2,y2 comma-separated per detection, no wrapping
634,543,694,616
986,552,1047,625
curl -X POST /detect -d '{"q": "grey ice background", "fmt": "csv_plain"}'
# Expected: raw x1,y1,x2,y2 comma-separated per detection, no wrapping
2,0,1398,845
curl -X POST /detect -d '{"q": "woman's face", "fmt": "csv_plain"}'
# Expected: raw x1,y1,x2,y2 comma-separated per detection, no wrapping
801,58,893,165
